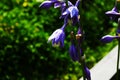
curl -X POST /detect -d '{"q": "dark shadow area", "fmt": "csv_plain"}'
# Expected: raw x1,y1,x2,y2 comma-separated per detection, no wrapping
110,70,120,80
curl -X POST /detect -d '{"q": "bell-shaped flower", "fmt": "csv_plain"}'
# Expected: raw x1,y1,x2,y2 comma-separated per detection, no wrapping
61,6,79,21
105,6,120,20
48,24,66,47
101,35,119,43
84,66,91,80
69,42,79,61
60,0,80,25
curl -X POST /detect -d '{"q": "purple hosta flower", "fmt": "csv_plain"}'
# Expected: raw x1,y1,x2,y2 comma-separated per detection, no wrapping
101,35,119,43
48,24,66,47
39,0,61,9
105,6,120,20
84,66,91,80
60,0,80,25
69,42,79,61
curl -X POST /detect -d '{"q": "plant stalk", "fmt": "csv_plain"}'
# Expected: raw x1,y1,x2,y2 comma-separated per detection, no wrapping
77,36,86,80
116,40,120,80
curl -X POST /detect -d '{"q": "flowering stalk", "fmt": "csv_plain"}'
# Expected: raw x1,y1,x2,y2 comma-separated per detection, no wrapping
39,0,91,80
76,28,85,80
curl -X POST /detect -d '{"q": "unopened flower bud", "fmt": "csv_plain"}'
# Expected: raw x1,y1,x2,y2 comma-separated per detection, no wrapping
76,34,82,40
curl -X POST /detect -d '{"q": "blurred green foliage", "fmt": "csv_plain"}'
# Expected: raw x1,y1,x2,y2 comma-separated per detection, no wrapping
0,0,118,80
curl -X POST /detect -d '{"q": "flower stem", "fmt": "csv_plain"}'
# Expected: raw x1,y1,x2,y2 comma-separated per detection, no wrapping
77,36,86,80
116,40,120,80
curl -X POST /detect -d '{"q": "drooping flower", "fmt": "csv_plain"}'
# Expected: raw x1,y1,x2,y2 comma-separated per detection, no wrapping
61,6,79,22
101,35,119,43
48,24,66,47
68,31,79,61
105,6,120,20
84,66,91,80
60,0,80,25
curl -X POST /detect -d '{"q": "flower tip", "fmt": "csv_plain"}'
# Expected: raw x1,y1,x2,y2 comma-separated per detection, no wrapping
39,1,53,9
105,11,109,14
75,0,80,7
84,67,91,80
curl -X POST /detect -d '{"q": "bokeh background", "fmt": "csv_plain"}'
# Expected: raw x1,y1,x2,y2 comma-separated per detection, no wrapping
0,0,118,80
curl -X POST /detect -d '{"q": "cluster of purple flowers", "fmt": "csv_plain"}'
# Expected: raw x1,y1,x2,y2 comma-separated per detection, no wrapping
40,0,91,79
101,1,120,43
40,0,80,47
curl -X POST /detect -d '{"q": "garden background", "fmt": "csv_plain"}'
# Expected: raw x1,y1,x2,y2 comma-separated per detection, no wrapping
0,0,118,80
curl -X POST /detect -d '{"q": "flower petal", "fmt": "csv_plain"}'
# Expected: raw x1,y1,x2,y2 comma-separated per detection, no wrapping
54,2,62,8
101,35,117,43
68,6,79,18
105,6,120,20
48,27,65,47
39,1,53,8
60,10,69,18
48,29,62,42
75,0,80,7
68,1,73,6
69,43,79,61
60,34,65,47
105,6,119,15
